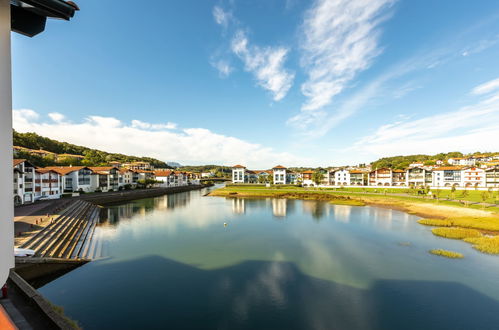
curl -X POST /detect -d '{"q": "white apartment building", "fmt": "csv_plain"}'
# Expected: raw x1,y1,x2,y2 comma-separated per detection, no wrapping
369,168,392,186
448,158,476,166
89,167,120,192
45,166,94,193
406,167,432,187
34,169,61,200
462,167,486,188
486,166,499,188
273,165,287,184
155,170,175,187
333,169,350,185
232,165,247,183
122,161,153,171
432,167,463,187
302,170,315,186
119,168,134,187
13,159,36,205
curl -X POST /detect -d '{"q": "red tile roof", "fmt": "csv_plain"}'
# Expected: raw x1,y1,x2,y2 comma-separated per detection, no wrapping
35,168,59,174
273,165,287,169
232,164,246,168
155,170,174,177
44,166,88,175
433,166,464,171
302,170,314,174
13,159,26,167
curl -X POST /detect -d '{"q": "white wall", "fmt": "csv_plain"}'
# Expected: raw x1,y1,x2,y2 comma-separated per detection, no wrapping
0,0,13,286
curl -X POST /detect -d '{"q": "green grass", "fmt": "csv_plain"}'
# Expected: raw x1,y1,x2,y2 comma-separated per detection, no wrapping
463,236,499,254
431,227,482,239
429,249,464,259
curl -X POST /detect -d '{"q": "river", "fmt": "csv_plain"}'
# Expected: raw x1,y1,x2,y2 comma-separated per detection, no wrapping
39,185,499,329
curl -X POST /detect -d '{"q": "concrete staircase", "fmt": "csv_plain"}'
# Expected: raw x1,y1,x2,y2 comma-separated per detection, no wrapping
20,200,100,260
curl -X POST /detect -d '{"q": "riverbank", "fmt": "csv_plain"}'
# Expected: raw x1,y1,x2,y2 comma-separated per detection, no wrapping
80,184,208,206
209,186,499,219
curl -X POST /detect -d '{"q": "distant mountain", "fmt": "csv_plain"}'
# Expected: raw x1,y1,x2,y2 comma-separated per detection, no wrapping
13,130,171,168
167,162,182,168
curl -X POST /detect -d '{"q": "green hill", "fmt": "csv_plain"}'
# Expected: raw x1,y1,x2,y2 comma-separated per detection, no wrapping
13,130,170,168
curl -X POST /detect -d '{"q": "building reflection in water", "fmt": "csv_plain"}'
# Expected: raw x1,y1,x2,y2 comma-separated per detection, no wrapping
301,200,329,221
272,199,287,218
232,198,246,214
100,192,191,226
332,205,352,223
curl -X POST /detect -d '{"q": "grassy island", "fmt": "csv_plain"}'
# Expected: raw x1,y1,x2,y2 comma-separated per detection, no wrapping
429,249,464,259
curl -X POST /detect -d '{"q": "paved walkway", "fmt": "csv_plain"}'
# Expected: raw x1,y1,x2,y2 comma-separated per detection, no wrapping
13,199,68,247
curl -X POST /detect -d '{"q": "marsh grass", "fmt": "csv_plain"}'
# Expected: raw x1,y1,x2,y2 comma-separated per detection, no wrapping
447,217,499,232
431,227,482,239
463,236,499,254
429,249,464,259
418,217,499,232
418,219,453,227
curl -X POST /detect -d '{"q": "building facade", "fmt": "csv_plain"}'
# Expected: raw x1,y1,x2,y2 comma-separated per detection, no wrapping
273,165,287,184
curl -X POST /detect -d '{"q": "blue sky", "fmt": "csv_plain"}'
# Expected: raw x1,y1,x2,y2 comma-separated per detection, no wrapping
11,0,499,168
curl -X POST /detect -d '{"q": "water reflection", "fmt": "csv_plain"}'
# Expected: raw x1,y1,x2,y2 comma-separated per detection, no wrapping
40,255,499,330
332,205,352,223
232,198,246,214
272,199,287,217
39,189,499,330
302,200,328,221
100,191,192,226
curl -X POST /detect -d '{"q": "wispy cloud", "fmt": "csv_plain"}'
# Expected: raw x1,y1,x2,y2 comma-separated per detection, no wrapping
13,109,300,168
347,79,499,157
231,30,295,101
297,0,395,116
210,58,233,78
461,35,499,57
471,77,499,95
213,5,233,29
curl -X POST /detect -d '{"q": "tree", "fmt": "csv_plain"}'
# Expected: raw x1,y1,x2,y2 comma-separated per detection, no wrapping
312,172,324,186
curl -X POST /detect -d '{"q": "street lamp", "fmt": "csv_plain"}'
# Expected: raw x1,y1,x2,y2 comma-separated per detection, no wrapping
0,0,77,290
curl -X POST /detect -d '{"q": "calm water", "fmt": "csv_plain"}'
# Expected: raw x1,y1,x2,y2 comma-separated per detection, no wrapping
39,186,499,329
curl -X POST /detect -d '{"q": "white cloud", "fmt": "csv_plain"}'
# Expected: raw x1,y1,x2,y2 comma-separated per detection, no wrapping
13,109,300,168
292,0,395,129
231,30,295,101
213,6,232,29
210,59,233,78
347,82,499,158
48,112,65,122
471,77,499,95
131,119,177,130
13,109,39,123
